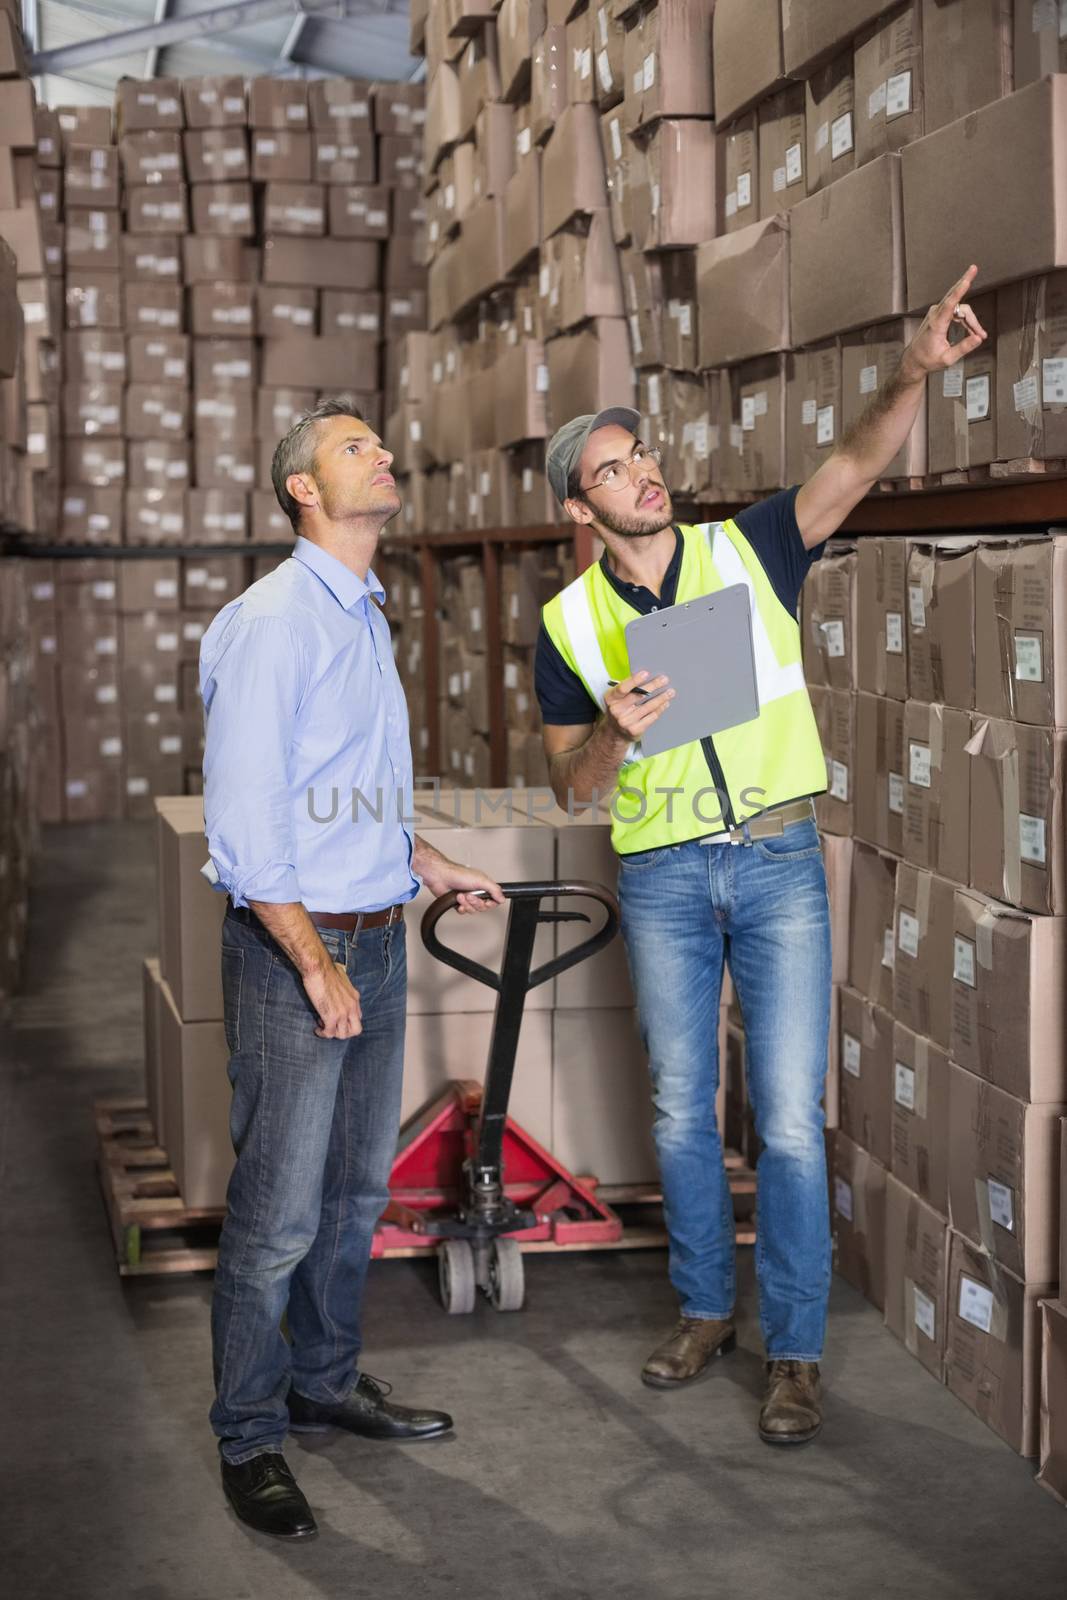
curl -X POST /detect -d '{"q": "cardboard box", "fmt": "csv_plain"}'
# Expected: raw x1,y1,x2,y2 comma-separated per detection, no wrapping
695,216,789,369
312,128,376,185
193,338,256,389
64,208,120,272
155,796,226,1020
263,182,326,237
248,78,308,131
400,1009,552,1150
853,2,923,166
717,355,787,495
373,80,425,138
857,536,909,701
195,439,256,492
125,488,187,545
541,213,623,336
811,685,854,836
127,333,190,388
118,559,180,614
158,973,233,1209
833,1128,888,1312
926,293,997,474
891,1020,950,1215
621,0,714,129
182,76,247,129
946,1228,1052,1456
884,1172,950,1377
1038,1298,1067,1504
903,77,1067,309
905,538,975,708
327,184,390,241
60,486,123,543
758,84,806,218
66,271,122,330
902,700,972,885
182,235,251,284
840,318,926,480
183,128,250,185
194,385,255,440
951,887,1067,1102
256,285,317,339
258,335,378,391
805,50,856,195
921,0,1012,134
966,717,1066,916
124,283,183,334
64,145,120,209
261,236,380,291
120,235,182,283
839,985,894,1167
720,114,758,234
125,383,189,441
190,181,254,237
790,154,905,347
539,104,606,240
251,129,312,183
783,0,899,77
801,545,858,691
142,957,165,1143
713,0,786,125
503,148,541,277
893,862,955,1049
997,272,1067,463
786,341,841,484
974,537,1067,727
949,1061,1063,1283
1015,0,1067,84
544,318,634,429
628,119,716,251
187,488,249,544
848,841,897,1010
320,290,381,339
63,382,123,438
116,78,184,133
551,1008,656,1184
853,690,905,855
530,25,568,146
56,106,112,149
119,131,184,187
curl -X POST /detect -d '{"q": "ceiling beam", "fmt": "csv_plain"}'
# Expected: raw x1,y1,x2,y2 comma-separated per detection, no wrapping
277,7,307,60
29,0,339,75
143,0,169,80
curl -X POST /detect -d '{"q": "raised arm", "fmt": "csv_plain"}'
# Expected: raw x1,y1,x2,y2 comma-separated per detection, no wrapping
794,265,988,550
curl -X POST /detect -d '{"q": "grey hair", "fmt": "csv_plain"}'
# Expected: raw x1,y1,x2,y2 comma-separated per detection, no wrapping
271,395,366,534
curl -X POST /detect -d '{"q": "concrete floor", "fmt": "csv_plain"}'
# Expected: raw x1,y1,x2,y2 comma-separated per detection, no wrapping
3,823,1067,1600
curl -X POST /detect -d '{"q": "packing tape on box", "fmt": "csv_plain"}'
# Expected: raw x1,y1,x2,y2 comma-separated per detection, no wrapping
976,905,998,973
928,703,944,772
1001,744,1023,910
913,1036,930,1120
903,1275,921,1356
992,558,1019,719
916,867,931,934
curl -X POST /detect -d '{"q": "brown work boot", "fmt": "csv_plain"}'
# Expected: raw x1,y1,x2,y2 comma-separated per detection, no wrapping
641,1317,737,1388
758,1359,822,1445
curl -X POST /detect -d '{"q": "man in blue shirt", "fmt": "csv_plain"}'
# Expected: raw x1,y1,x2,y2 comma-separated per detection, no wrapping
200,397,503,1541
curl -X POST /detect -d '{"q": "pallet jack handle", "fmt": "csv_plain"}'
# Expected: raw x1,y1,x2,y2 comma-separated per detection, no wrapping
420,880,621,993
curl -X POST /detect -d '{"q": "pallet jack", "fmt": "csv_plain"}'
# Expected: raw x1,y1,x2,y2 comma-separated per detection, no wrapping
372,881,622,1314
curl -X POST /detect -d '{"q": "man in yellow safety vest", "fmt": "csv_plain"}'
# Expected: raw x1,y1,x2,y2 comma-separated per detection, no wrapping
536,268,985,1446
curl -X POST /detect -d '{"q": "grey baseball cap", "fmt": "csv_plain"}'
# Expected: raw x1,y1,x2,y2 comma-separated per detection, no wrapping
545,407,641,504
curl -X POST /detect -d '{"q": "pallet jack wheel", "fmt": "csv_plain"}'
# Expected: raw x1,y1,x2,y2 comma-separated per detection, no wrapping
438,1240,476,1315
487,1237,525,1312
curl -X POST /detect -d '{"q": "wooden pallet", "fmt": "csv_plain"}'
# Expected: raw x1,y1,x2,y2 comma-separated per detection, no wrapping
95,1097,225,1276
93,1098,758,1275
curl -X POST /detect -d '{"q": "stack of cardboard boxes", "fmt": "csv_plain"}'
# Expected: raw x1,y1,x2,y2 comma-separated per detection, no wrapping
803,531,1067,1461
0,559,37,999
404,0,1067,518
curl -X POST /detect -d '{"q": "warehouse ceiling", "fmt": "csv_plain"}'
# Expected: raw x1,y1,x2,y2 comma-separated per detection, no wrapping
29,0,418,109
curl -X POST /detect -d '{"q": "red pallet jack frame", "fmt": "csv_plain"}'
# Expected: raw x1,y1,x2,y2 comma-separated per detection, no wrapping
372,880,623,1313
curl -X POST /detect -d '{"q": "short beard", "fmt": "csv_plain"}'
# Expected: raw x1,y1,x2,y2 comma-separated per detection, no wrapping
590,495,674,539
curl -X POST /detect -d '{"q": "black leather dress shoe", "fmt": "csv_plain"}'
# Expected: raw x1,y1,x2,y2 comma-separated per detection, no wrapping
221,1452,317,1540
288,1374,454,1441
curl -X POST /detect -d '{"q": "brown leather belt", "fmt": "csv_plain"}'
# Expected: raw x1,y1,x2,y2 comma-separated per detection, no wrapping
310,904,405,933
698,797,816,846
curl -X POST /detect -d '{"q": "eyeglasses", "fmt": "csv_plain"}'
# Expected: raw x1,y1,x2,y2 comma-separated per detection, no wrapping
581,444,663,493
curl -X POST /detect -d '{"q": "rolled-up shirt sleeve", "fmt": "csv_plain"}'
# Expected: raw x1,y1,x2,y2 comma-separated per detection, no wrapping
201,613,308,908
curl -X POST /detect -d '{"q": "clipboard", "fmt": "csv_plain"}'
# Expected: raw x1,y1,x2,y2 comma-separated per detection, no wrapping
624,583,759,757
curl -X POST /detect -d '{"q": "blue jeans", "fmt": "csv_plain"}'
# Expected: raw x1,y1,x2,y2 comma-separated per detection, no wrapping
210,906,407,1464
618,815,832,1360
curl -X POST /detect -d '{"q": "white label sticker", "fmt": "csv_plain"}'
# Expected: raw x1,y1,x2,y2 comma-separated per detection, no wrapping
888,772,904,814
648,374,662,416
773,165,787,194
883,926,895,969
830,760,849,801
815,120,829,152
834,1176,853,1221
1014,632,1043,681
598,49,613,91
736,171,751,209
886,70,912,118
885,612,903,654
898,909,920,959
988,1179,1015,1232
913,1286,936,1342
959,1275,994,1335
943,367,964,399
831,111,854,159
785,142,803,185
1019,813,1047,865
868,81,888,120
860,364,879,395
816,405,835,446
909,742,932,788
643,51,656,90
894,1061,916,1112
1014,374,1040,413
843,1032,861,1078
741,395,756,432
100,737,121,759
802,399,818,427
678,303,692,337
966,374,991,422
953,935,976,988
908,583,926,629
822,619,845,657
1042,357,1067,403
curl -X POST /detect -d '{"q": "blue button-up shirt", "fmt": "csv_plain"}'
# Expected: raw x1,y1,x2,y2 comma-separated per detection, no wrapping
199,536,419,914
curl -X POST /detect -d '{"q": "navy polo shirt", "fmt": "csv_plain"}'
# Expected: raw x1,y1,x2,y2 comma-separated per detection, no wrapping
534,486,823,726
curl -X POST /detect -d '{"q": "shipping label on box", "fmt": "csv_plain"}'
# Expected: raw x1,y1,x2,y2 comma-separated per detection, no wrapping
884,1172,949,1379
965,716,1067,916
905,538,975,708
891,1021,949,1217
800,544,857,691
806,50,855,196
838,984,894,1168
974,536,1067,728
833,1128,889,1312
901,700,972,886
